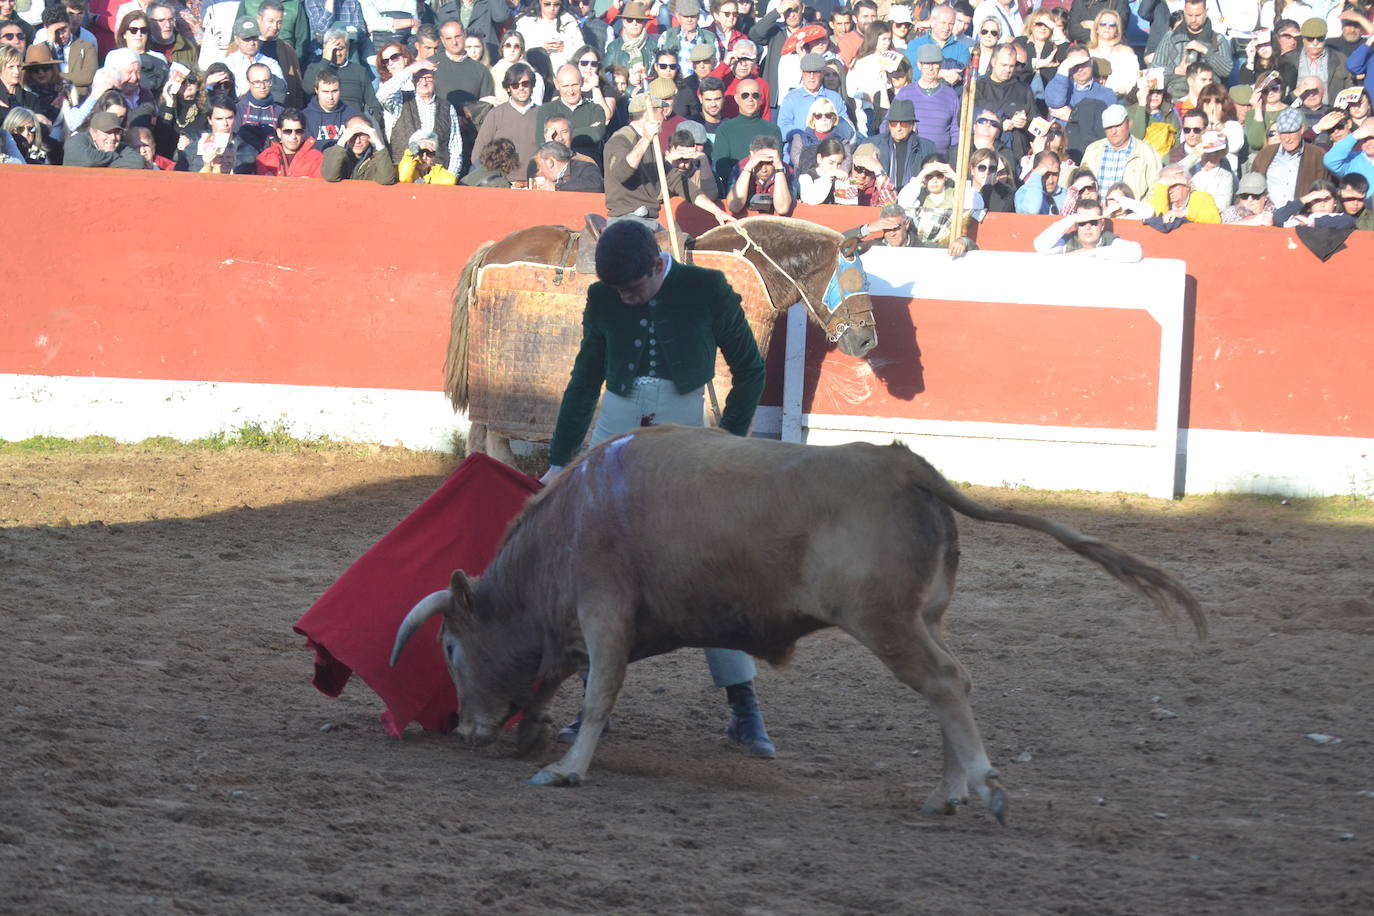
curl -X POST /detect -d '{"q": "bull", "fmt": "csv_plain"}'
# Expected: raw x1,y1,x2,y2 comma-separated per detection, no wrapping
390,425,1205,823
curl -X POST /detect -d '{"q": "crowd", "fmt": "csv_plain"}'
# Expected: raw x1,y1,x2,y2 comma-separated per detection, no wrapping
4,0,1371,238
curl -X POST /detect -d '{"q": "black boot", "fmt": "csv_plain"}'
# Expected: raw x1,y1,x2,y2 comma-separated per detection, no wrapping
724,681,776,758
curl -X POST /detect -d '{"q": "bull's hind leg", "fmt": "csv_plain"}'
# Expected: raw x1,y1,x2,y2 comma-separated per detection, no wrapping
529,594,632,787
846,601,1007,824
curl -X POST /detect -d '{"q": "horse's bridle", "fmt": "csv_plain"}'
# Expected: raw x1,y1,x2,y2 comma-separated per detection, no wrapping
733,223,875,344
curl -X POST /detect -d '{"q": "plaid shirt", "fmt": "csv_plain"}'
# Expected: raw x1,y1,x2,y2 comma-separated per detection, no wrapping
304,0,369,38
1097,137,1134,189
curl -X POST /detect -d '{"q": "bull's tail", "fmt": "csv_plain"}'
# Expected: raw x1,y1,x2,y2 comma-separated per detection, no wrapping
903,448,1206,638
443,240,496,412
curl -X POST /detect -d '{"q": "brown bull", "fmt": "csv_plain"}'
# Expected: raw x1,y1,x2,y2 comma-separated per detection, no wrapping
390,425,1205,824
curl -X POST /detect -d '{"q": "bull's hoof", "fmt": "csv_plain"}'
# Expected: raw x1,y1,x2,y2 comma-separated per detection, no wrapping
528,769,583,787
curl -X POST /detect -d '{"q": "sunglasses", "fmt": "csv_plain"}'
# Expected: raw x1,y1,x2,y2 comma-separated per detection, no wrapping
1097,20,1117,27
852,165,874,177
718,10,738,16
1032,21,1050,28
126,25,148,34
279,127,304,134
503,42,521,49
980,28,1000,36
813,112,836,120
512,78,533,87
578,58,600,67
1303,35,1325,41
0,31,22,39
1237,193,1262,200
737,90,760,99
1182,126,1204,134
1075,183,1097,192
974,163,991,172
975,117,1000,127
657,62,679,69
383,53,403,63
1078,218,1104,227
734,55,756,63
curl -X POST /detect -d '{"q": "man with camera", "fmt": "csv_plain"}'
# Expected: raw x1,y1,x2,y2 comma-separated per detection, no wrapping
724,133,795,216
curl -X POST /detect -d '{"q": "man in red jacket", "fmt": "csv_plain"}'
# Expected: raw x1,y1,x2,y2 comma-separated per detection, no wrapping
255,108,323,177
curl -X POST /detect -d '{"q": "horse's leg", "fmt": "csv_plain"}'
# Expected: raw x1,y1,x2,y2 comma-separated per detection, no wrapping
486,431,516,466
466,422,489,456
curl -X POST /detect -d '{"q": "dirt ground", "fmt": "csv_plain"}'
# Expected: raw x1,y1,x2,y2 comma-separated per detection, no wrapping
2,444,1372,915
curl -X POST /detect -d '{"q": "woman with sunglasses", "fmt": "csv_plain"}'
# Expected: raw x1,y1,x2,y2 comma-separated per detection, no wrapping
155,58,206,158
969,145,1016,212
602,2,656,74
785,95,853,170
2,105,51,164
566,44,616,122
1019,12,1067,100
1064,0,1130,47
972,18,1002,77
490,31,547,105
1243,68,1290,152
115,9,170,98
372,40,413,91
1088,10,1138,97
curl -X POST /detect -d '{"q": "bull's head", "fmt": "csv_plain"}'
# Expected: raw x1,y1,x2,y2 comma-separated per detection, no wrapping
390,570,510,749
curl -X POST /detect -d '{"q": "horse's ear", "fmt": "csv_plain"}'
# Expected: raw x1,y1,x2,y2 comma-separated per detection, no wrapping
840,236,861,259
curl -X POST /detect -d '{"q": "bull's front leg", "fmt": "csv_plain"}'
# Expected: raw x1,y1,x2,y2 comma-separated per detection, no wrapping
529,601,630,787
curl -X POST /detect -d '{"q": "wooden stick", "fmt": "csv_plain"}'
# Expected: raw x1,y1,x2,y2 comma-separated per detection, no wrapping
650,129,683,260
948,49,981,255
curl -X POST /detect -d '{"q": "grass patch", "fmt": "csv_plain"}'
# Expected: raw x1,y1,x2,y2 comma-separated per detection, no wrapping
1,423,398,456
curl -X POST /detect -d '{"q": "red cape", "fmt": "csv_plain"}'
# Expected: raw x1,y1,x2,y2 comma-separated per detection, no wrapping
293,453,539,737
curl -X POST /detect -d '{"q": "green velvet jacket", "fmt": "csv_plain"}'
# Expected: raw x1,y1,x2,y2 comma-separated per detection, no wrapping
548,260,766,467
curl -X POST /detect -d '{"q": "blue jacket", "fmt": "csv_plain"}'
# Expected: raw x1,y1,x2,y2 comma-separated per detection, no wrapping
1044,75,1116,119
904,33,973,70
1323,132,1374,187
1014,179,1069,214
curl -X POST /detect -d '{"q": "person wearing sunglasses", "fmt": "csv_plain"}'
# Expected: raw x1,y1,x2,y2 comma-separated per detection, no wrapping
473,62,541,181
1280,18,1355,104
1045,46,1115,124
1323,109,1374,187
1335,173,1374,229
1033,199,1143,260
489,30,547,105
1062,0,1129,47
1220,170,1275,225
1087,9,1138,97
602,1,657,73
777,52,853,144
253,106,324,176
1146,163,1221,224
711,75,779,185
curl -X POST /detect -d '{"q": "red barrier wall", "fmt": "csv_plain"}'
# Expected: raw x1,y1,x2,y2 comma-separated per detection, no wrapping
3,166,1369,440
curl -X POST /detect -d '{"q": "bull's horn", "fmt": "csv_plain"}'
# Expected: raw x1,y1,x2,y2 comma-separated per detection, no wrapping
389,590,451,667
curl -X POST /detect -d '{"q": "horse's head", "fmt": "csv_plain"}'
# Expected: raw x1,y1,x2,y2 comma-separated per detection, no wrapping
820,237,878,358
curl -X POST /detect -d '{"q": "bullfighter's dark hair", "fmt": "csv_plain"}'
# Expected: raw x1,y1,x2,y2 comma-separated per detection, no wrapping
595,221,660,286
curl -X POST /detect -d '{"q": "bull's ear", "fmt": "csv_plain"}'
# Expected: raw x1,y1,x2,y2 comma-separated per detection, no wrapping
840,236,861,259
447,570,478,625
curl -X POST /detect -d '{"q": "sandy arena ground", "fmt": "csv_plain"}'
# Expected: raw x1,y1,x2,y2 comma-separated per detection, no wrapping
2,445,1372,915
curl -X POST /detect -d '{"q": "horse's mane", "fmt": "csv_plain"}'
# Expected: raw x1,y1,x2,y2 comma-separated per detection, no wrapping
694,216,843,311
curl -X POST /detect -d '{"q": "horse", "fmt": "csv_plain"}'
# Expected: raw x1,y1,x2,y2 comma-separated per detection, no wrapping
442,215,880,463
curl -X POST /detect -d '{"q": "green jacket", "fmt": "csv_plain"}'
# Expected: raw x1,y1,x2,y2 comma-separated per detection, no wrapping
548,260,766,466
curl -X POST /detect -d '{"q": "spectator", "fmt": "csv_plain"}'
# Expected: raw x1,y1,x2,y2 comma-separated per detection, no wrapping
896,155,980,252
724,132,794,215
1237,20,1288,87
304,28,379,121
1015,150,1068,213
40,5,98,103
1065,0,1130,47
1196,82,1244,169
234,61,283,154
126,123,170,168
1324,114,1374,182
1021,120,1075,183
694,74,726,149
302,70,357,149
1082,103,1163,198
871,97,932,189
474,62,541,181
254,106,323,175
463,32,490,67
969,12,1004,77
1221,170,1276,224
567,45,616,123
1337,172,1373,229
969,144,1016,211
1292,73,1334,134
63,108,144,165
536,62,608,165
1172,61,1216,118
236,0,311,64
671,44,716,119
1244,69,1289,152
709,0,750,61
895,42,959,154
380,57,465,176
1129,82,1181,156
434,19,494,115
433,0,508,61
531,138,604,190
711,75,778,186
830,4,863,66
201,0,243,69
966,104,1007,158
1148,163,1222,223
1173,107,1208,163
1033,200,1144,259
1347,9,1374,80
0,0,30,49
539,112,595,165
1283,17,1354,102
603,94,716,223
223,16,284,101
177,97,258,171
664,125,733,222
798,135,854,203
461,135,518,186
974,43,1036,139
784,94,853,170
658,0,712,69
773,21,828,106
413,23,440,61
145,3,198,80
3,106,51,163
845,20,894,111
115,9,170,98
712,37,770,119
515,0,584,73
1153,0,1233,101
903,3,971,72
20,43,65,125
1088,7,1138,97
1186,128,1236,208
322,115,398,182
844,201,919,246
1020,10,1066,99
1102,180,1155,219
489,30,547,105
374,40,414,90
1062,166,1101,213
847,141,898,205
1250,106,1330,208
1272,177,1356,226
889,6,918,52
748,0,804,118
603,1,656,72
0,43,37,118
1046,46,1116,123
